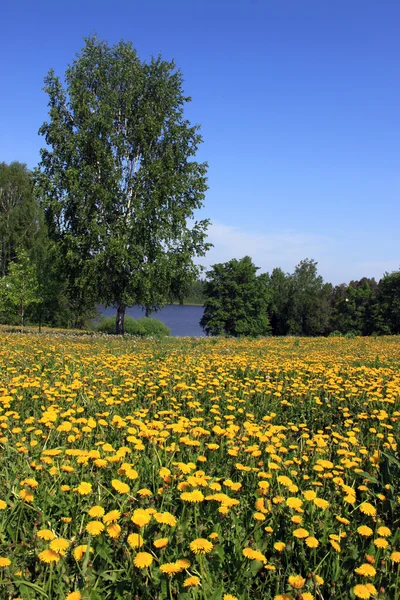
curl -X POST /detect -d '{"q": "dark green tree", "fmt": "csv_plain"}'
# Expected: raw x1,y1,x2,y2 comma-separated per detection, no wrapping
330,278,377,335
0,162,43,277
267,267,293,336
200,256,271,337
289,259,331,336
374,271,400,334
35,36,210,334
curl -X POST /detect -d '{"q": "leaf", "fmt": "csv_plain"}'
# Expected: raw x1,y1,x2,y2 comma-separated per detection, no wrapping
207,583,223,600
13,580,48,598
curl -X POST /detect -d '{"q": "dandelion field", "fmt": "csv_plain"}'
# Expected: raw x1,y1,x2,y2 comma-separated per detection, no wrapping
0,335,400,600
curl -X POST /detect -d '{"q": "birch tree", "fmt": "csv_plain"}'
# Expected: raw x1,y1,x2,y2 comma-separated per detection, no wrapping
36,36,210,333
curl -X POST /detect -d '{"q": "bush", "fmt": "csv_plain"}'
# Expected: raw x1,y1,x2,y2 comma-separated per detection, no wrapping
136,317,171,336
96,315,170,336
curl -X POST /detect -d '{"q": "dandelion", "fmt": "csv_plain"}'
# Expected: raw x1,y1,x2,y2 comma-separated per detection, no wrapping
127,533,144,549
288,575,306,589
359,503,376,517
133,552,153,568
353,584,373,599
357,526,374,537
111,479,130,494
107,523,121,539
377,526,391,537
154,538,169,549
76,482,92,495
354,564,376,577
49,538,69,555
38,549,60,563
274,542,286,552
0,501,6,510
73,545,93,561
190,538,213,554
131,509,151,527
390,551,400,563
160,562,182,575
184,575,201,587
293,528,309,539
0,558,11,567
85,521,105,536
180,490,204,503
66,593,82,600
305,536,319,548
88,505,105,518
103,510,121,524
37,529,55,541
374,538,389,549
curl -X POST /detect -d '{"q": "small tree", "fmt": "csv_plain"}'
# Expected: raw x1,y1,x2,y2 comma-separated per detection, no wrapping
200,256,270,337
0,248,40,329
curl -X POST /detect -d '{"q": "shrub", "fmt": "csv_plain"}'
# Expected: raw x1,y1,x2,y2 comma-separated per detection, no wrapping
136,317,171,336
96,315,170,336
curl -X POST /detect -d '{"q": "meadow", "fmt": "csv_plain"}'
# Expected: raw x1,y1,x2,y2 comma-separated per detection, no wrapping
0,334,399,600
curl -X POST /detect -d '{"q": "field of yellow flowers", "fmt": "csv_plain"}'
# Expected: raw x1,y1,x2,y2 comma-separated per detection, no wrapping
0,334,399,600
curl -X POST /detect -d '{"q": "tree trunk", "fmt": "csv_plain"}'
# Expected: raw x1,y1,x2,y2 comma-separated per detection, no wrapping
116,303,125,335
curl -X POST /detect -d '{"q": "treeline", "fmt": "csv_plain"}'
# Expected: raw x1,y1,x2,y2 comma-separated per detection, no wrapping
200,256,400,337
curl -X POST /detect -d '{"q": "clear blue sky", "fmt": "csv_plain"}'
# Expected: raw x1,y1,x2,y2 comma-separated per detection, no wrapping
1,0,399,283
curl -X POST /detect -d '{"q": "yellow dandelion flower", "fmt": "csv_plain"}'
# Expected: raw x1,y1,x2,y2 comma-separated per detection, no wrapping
38,549,60,563
66,592,82,600
0,501,6,510
154,538,169,549
288,575,306,589
374,537,389,549
293,528,309,539
305,536,319,548
127,533,144,549
103,510,121,524
36,529,56,541
111,479,130,494
390,551,400,563
76,482,92,495
88,505,105,518
85,521,105,536
274,542,286,552
357,525,373,537
353,584,372,599
190,538,213,554
183,576,200,587
359,503,376,517
133,552,153,568
107,523,121,539
131,509,151,527
49,538,69,555
377,526,391,537
73,545,93,561
180,490,204,503
160,562,182,575
354,563,376,577
0,557,11,567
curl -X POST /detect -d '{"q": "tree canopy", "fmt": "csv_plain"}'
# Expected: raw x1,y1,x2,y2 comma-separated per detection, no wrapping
200,256,271,337
35,36,210,333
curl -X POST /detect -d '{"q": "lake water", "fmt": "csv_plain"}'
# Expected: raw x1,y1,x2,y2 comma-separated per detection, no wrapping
98,304,205,337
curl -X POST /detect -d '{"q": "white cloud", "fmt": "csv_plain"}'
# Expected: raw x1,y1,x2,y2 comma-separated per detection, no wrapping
196,222,399,284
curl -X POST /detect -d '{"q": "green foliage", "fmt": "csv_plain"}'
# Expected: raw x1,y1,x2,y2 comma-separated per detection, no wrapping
136,317,171,336
200,256,271,337
0,248,40,328
96,315,170,337
35,35,210,334
0,162,44,277
375,271,400,334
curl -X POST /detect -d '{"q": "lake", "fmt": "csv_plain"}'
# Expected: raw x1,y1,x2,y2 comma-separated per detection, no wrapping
98,304,205,337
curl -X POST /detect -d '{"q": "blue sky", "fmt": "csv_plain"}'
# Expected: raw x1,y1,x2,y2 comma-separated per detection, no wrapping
1,0,399,283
